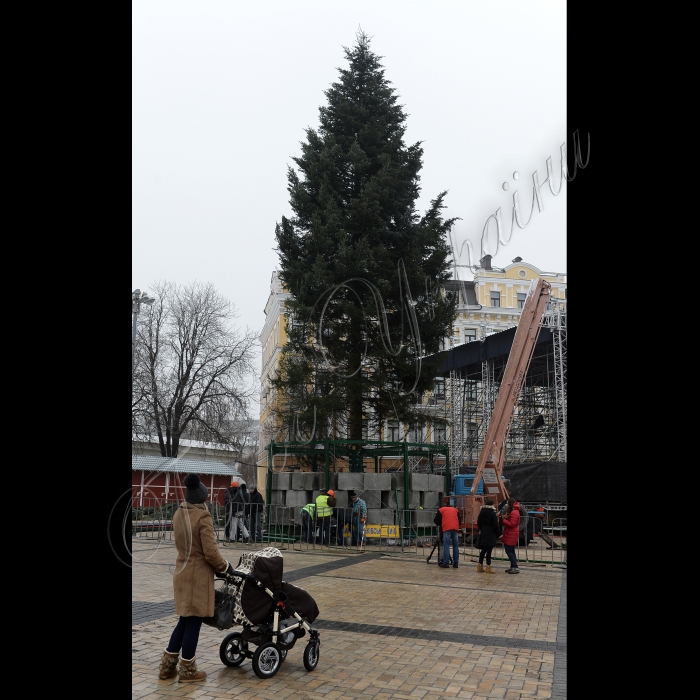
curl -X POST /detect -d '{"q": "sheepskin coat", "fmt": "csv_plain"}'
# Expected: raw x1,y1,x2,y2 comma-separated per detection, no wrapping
172,502,229,617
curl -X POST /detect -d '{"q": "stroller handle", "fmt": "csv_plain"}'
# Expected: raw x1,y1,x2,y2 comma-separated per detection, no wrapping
224,570,258,585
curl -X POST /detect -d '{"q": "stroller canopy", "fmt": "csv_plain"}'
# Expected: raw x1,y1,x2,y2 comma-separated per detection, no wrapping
235,547,319,625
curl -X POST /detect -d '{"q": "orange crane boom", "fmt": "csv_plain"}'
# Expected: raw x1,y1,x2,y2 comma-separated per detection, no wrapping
456,277,552,530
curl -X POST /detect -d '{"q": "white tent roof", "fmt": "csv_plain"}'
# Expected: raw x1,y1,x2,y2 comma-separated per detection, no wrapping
131,455,243,478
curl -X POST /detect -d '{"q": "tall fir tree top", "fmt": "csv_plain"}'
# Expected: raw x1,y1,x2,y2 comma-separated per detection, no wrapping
318,30,407,149
272,29,456,442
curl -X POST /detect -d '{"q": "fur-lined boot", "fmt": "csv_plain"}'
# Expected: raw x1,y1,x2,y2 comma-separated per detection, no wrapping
158,649,179,679
178,656,206,682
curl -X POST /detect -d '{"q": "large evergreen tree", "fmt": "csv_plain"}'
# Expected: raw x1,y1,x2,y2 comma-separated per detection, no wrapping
272,31,456,446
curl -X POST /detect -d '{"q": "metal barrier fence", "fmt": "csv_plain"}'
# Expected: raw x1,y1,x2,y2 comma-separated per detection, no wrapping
131,499,566,567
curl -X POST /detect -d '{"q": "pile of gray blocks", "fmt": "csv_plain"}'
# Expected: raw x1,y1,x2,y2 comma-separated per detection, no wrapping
268,471,446,526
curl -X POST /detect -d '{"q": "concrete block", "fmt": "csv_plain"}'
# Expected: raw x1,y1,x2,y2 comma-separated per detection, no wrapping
381,490,400,509
334,492,349,508
413,508,437,527
410,473,429,491
270,490,286,505
362,490,382,509
337,472,365,491
394,490,421,510
422,491,440,510
365,508,396,525
428,474,445,492
285,490,311,509
389,472,404,489
364,473,391,491
291,473,309,490
275,473,291,491
271,473,278,490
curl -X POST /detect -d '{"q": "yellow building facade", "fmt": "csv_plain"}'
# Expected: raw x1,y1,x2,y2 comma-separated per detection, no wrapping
445,255,566,348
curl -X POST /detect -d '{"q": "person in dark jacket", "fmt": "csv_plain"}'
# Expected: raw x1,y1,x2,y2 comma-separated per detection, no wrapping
499,497,521,574
245,484,264,543
476,497,501,573
434,498,462,569
227,482,250,544
301,502,316,543
223,480,237,543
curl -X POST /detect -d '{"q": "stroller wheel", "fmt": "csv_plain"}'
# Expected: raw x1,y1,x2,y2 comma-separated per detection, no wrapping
220,632,248,667
303,640,319,671
252,642,282,679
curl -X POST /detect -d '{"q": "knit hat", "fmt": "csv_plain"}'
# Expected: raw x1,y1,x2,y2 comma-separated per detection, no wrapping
184,473,207,504
231,481,239,487
349,491,357,499
240,483,247,490
249,484,256,490
327,489,335,497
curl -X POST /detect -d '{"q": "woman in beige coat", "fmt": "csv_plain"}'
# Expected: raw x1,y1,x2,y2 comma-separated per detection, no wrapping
158,473,233,683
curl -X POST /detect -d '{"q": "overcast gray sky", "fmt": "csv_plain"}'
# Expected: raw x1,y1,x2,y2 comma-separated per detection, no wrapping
132,0,567,412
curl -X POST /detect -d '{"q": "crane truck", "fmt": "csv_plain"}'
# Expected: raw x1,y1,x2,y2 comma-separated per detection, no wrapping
451,277,553,543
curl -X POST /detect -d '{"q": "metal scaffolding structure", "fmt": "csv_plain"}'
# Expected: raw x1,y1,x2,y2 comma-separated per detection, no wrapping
438,301,567,472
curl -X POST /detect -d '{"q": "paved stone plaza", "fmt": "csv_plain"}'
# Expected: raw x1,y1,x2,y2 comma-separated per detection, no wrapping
132,540,566,699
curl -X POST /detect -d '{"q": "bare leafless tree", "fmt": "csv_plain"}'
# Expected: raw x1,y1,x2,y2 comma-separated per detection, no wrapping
132,281,259,457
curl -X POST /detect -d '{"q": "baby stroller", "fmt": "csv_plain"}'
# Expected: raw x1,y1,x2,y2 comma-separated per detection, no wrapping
211,547,320,679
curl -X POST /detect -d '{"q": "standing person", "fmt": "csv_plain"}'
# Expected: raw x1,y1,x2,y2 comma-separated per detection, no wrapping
239,483,250,541
434,497,461,569
301,501,316,543
499,496,522,574
246,484,264,543
158,473,233,683
228,482,250,544
223,480,237,545
476,497,501,573
315,488,335,546
349,491,367,547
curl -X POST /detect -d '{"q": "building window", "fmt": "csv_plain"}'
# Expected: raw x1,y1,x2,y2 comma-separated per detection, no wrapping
387,420,399,442
464,328,476,343
517,293,527,309
433,426,446,443
362,419,368,440
434,379,445,400
490,291,501,307
411,427,424,443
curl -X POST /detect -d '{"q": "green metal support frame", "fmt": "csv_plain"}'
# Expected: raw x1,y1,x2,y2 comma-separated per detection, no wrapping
264,438,451,537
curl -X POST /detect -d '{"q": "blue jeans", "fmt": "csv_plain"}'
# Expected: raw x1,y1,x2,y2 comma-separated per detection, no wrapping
443,529,459,565
504,544,518,569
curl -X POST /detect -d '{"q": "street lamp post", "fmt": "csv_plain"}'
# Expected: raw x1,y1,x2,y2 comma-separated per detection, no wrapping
132,289,155,376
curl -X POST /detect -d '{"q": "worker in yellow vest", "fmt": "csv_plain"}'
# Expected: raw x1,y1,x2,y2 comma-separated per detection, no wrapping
314,489,336,546
301,502,316,543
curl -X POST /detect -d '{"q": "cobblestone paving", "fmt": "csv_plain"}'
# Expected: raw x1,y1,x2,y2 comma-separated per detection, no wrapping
132,541,566,699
